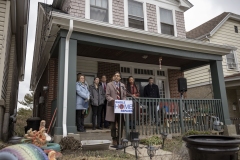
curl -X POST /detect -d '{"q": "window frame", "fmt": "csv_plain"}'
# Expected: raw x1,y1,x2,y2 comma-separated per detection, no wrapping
234,26,238,33
127,0,145,30
226,50,238,70
90,0,109,22
159,7,175,36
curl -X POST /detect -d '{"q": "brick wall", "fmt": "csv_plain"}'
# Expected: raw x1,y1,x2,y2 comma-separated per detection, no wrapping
147,3,157,33
112,0,125,26
175,11,186,38
61,0,85,18
34,58,58,128
168,69,185,98
45,58,58,127
97,62,120,83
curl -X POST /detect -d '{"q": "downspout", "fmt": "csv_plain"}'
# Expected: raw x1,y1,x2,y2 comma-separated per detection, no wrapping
63,19,73,137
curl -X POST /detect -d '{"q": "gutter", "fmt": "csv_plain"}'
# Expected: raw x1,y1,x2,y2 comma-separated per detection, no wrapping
63,19,73,137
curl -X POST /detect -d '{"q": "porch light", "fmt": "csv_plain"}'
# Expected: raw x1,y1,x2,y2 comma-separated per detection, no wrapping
122,139,128,153
161,132,168,149
132,138,139,159
159,57,162,70
147,146,156,160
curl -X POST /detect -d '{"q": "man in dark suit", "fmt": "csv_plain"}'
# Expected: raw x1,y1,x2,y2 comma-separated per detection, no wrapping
100,75,109,128
144,77,160,123
144,77,160,98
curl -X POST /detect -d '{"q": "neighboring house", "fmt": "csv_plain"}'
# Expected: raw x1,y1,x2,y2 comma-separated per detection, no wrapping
30,0,235,138
0,0,29,141
185,12,240,119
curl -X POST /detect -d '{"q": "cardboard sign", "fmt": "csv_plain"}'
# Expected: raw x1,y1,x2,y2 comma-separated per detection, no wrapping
114,100,133,114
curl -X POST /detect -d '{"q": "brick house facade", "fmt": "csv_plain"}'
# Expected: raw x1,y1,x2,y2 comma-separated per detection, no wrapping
32,0,191,127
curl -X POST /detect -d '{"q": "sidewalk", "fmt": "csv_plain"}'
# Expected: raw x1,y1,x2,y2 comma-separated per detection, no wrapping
110,143,173,160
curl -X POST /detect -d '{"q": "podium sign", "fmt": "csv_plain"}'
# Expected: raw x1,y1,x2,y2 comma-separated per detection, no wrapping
114,100,133,114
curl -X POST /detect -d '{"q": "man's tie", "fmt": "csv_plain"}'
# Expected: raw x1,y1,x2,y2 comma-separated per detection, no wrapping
104,83,106,92
116,86,120,100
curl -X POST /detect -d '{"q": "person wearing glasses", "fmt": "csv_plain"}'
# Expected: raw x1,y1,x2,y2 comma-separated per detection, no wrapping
105,72,126,146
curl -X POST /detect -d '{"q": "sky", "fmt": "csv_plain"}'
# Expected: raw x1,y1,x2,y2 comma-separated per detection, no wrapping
17,0,240,109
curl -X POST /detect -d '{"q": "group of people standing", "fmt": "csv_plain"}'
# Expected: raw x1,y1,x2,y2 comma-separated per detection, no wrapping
76,74,109,132
76,72,160,145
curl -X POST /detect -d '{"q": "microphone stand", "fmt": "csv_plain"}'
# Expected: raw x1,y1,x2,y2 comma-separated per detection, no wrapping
121,86,148,143
116,82,124,150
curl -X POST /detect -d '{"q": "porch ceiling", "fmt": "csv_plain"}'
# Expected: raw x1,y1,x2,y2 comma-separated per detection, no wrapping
77,43,209,69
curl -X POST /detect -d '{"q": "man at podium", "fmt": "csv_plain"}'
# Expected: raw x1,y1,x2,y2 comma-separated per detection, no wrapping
105,71,126,146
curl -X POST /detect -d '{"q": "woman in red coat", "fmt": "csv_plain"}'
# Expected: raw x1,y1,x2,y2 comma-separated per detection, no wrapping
126,76,140,128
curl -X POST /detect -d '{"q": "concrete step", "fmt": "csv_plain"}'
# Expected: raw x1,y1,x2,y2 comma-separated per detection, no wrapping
78,128,112,141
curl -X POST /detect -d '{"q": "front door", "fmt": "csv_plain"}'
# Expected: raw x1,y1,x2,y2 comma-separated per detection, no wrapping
135,79,149,97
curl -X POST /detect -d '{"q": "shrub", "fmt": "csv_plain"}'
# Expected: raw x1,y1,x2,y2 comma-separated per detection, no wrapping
140,136,162,146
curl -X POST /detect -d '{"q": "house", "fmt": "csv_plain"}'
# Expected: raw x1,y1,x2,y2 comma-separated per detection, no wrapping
0,0,30,141
30,0,235,139
185,12,240,119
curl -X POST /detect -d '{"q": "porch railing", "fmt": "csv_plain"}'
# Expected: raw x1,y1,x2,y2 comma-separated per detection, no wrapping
230,118,240,134
125,98,224,137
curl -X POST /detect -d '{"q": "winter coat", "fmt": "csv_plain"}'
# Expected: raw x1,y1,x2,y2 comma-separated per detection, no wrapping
76,82,90,110
144,83,160,98
105,81,126,122
89,84,105,106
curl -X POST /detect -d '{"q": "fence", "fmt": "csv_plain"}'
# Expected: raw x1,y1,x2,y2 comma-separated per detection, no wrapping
125,98,224,137
230,118,240,134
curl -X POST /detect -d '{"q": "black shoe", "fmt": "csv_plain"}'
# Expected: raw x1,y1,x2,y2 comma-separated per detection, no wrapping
78,128,86,132
92,127,96,130
104,126,109,129
97,127,103,130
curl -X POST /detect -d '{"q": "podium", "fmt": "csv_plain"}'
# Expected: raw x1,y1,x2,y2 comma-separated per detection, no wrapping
114,100,133,149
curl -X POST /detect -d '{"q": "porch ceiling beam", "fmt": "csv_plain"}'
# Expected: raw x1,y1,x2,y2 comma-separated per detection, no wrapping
59,30,222,61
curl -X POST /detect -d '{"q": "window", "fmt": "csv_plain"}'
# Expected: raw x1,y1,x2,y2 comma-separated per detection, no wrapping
160,8,174,36
128,0,144,30
156,79,166,98
121,67,131,73
90,0,108,22
134,68,153,75
157,70,165,76
226,51,237,69
234,26,238,33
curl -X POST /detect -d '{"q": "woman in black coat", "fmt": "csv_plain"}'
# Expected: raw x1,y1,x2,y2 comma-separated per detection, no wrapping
89,77,105,130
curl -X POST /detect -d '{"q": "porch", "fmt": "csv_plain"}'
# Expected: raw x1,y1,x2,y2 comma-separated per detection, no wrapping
31,13,235,139
48,30,230,137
